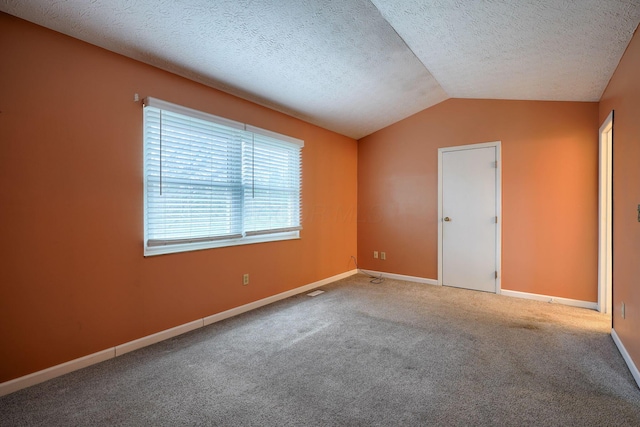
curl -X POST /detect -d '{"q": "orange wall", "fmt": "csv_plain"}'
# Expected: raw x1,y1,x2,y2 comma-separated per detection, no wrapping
358,99,599,301
599,27,640,371
0,13,357,382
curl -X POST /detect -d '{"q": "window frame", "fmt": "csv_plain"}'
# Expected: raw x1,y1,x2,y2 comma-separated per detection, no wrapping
143,97,303,257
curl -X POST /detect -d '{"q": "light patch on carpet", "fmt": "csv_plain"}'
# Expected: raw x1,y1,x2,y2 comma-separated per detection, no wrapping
307,290,325,297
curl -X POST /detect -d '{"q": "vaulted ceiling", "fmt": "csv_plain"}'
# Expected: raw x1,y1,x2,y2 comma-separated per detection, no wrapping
2,0,639,139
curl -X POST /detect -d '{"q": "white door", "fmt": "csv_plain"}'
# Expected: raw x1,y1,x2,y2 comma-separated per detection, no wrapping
440,144,499,293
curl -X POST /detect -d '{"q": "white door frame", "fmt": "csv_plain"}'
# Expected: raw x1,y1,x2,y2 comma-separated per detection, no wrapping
437,141,502,292
598,111,613,314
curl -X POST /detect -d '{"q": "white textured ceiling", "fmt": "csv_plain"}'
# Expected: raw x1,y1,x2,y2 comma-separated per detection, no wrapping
372,0,640,101
1,0,639,139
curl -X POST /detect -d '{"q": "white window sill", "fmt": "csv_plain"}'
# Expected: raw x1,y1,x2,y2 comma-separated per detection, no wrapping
144,231,300,257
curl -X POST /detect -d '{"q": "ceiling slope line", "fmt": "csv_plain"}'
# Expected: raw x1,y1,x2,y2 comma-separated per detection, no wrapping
368,0,449,99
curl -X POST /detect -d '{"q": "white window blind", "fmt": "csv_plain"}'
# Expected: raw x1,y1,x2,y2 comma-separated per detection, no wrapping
143,97,303,256
243,132,302,236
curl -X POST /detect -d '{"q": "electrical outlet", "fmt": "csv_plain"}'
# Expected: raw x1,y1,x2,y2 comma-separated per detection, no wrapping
243,274,249,286
622,302,626,319
373,251,378,259
381,252,386,260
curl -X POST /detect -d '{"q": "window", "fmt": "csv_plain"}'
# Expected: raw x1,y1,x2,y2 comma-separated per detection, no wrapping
143,97,303,256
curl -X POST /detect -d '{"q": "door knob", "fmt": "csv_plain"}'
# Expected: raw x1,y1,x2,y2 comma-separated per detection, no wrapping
444,217,451,222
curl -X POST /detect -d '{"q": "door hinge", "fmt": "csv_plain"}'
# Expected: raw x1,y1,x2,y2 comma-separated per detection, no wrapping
493,161,498,168
495,271,498,279
495,216,498,223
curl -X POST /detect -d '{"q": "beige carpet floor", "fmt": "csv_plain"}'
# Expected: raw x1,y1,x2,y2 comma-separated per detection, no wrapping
1,274,639,426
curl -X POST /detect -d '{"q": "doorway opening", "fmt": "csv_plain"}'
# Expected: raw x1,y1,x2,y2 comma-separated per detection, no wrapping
598,111,613,314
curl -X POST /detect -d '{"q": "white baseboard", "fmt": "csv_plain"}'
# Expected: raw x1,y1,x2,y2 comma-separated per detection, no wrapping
359,274,595,311
203,269,358,326
500,289,598,310
360,270,438,286
611,328,640,389
115,319,204,357
0,348,115,397
0,269,358,397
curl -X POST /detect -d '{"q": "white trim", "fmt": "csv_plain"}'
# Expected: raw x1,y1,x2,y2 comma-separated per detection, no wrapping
611,328,640,389
598,111,614,314
438,141,502,293
0,349,115,397
360,270,438,286
144,233,300,257
361,273,596,311
115,319,204,356
0,269,358,397
500,289,597,310
203,269,358,326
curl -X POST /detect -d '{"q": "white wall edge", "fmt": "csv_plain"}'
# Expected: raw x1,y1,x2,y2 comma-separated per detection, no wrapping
360,270,438,286
115,319,204,357
204,269,358,326
0,269,358,397
611,328,640,389
500,289,598,310
0,348,115,397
